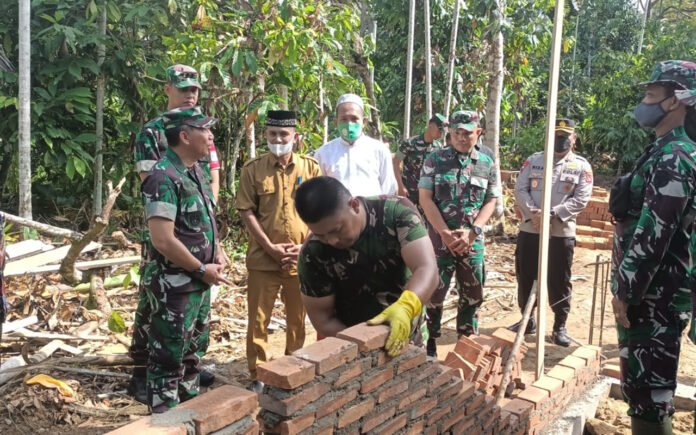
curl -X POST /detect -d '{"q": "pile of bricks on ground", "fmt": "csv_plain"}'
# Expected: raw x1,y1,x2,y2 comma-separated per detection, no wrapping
442,328,528,396
107,385,259,435
256,322,523,435
576,187,614,250
504,345,602,435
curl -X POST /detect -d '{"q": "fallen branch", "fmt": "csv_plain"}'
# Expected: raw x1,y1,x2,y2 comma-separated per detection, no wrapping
1,211,83,240
67,403,149,418
60,178,126,284
42,365,130,378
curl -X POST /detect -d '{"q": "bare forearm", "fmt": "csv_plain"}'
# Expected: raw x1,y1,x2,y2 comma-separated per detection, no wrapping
392,157,405,189
240,210,273,252
473,198,497,227
211,170,220,202
405,265,437,305
419,192,448,233
311,315,348,337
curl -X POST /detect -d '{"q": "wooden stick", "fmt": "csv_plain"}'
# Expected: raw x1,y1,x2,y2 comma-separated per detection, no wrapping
496,281,537,404
1,211,83,240
444,0,461,118
403,0,416,138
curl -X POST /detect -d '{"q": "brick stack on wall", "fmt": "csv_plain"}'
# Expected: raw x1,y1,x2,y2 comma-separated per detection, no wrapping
576,187,614,250
442,328,528,397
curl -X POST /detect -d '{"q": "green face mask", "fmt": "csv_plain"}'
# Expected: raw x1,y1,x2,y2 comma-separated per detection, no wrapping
338,122,362,142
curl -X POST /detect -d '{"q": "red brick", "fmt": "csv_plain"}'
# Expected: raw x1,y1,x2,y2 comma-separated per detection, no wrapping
439,377,464,401
336,323,389,352
442,408,466,431
178,385,257,434
398,386,427,410
531,376,563,397
426,404,452,426
491,328,518,348
278,413,315,435
374,350,392,367
504,398,534,422
428,364,458,394
106,417,187,435
452,416,475,433
451,381,476,407
361,406,396,433
292,337,358,375
376,379,410,404
558,355,587,374
242,420,260,435
411,363,439,384
453,335,486,366
260,382,331,416
410,397,438,419
405,419,425,435
360,367,394,393
372,414,408,435
313,425,334,435
333,357,369,387
315,388,358,419
516,386,548,410
337,397,375,428
601,364,621,380
396,346,427,374
464,391,486,415
444,352,476,380
257,356,315,389
546,365,576,388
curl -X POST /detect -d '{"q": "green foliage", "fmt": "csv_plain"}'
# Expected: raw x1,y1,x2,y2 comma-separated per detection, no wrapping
107,311,127,333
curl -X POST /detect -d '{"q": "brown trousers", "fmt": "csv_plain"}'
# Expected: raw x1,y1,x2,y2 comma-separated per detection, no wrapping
246,270,306,378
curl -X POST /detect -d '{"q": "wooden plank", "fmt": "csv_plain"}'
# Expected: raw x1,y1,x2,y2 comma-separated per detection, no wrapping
2,315,39,333
4,240,53,260
4,242,102,276
8,255,140,277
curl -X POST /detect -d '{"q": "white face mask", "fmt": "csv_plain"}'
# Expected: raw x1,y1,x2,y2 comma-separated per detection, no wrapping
269,142,293,156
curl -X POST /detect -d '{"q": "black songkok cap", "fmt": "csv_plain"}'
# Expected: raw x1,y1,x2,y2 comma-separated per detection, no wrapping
267,110,297,127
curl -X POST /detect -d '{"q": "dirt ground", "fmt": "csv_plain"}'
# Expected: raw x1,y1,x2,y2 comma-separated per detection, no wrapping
1,236,695,434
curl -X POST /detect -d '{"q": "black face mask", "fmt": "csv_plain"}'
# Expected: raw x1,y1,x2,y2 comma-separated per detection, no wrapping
554,136,571,153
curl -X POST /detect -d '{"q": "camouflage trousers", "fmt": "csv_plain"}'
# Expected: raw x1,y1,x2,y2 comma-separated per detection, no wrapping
427,228,485,338
128,257,151,378
146,284,211,412
617,309,690,423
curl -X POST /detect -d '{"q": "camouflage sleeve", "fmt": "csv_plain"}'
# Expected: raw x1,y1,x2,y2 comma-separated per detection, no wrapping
514,158,537,220
395,138,412,162
418,153,436,191
613,150,695,304
555,160,593,221
297,241,334,298
389,197,428,244
485,158,501,200
234,163,258,212
134,127,160,174
142,171,178,222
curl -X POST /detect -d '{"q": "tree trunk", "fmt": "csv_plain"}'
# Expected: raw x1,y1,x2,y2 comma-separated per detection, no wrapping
278,85,289,110
0,141,13,199
1,212,83,240
92,1,107,216
483,0,505,219
403,0,416,139
356,3,381,140
424,0,433,120
445,0,462,119
18,0,31,219
319,75,329,144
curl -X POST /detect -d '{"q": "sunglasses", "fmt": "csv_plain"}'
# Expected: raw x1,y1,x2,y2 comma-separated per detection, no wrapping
175,71,199,79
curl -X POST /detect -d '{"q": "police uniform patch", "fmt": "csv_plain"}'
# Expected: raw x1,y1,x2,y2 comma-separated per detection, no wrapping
531,179,539,189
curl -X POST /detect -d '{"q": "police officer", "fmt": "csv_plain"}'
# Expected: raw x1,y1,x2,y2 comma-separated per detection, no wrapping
141,107,231,413
611,60,696,435
393,114,446,205
418,110,500,357
511,118,593,347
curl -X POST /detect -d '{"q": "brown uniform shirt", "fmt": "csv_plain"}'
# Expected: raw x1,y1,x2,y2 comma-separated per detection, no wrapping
235,152,322,272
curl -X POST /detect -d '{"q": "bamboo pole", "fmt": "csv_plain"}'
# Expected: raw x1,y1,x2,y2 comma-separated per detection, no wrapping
445,0,462,118
403,0,416,138
424,0,433,120
496,281,538,403
536,0,566,380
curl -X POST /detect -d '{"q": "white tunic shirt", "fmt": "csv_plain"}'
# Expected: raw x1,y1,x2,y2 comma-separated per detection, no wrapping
314,135,398,197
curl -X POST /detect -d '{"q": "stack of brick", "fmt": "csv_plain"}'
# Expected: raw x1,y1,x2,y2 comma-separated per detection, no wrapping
106,385,259,435
442,328,528,396
502,345,602,435
256,322,506,435
576,187,614,250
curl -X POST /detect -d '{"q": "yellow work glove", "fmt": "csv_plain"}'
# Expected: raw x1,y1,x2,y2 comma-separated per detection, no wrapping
367,290,422,357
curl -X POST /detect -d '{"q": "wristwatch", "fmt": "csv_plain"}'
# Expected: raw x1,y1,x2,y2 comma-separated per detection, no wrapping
192,263,206,279
550,210,557,218
472,225,483,236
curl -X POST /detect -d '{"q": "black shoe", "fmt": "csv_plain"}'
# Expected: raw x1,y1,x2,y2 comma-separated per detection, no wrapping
426,338,437,358
508,318,537,335
552,327,571,347
249,380,264,394
126,376,148,404
200,369,215,387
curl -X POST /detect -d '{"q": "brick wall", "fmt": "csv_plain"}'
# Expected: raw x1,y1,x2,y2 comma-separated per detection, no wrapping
576,187,614,250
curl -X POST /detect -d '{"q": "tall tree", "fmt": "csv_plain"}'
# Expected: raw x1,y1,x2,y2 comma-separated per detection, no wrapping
17,0,31,219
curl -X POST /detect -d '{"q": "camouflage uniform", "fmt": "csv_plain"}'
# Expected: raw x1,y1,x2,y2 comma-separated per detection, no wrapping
298,196,428,336
396,134,443,205
419,111,500,337
612,61,696,424
141,110,219,412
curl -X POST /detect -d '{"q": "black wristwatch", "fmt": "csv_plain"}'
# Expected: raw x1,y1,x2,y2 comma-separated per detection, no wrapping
550,210,557,218
192,263,206,279
472,225,483,236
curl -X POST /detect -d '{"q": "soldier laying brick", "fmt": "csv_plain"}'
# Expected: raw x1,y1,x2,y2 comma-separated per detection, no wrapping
295,176,439,357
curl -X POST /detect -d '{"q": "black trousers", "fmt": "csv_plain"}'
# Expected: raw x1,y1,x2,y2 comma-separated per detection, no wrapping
515,231,575,323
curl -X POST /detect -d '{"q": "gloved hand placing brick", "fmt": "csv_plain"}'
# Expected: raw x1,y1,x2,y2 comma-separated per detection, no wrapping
367,290,422,356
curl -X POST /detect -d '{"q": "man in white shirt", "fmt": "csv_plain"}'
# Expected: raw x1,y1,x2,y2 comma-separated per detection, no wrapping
314,93,398,197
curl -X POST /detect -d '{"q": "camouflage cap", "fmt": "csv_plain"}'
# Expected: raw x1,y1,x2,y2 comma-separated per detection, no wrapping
162,106,217,131
166,64,202,89
449,110,480,131
640,60,696,91
430,113,447,128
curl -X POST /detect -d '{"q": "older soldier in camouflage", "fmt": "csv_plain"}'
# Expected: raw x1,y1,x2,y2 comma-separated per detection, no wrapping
296,176,438,357
393,114,446,205
129,65,222,401
611,60,696,435
512,118,593,347
419,110,500,356
141,107,231,413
